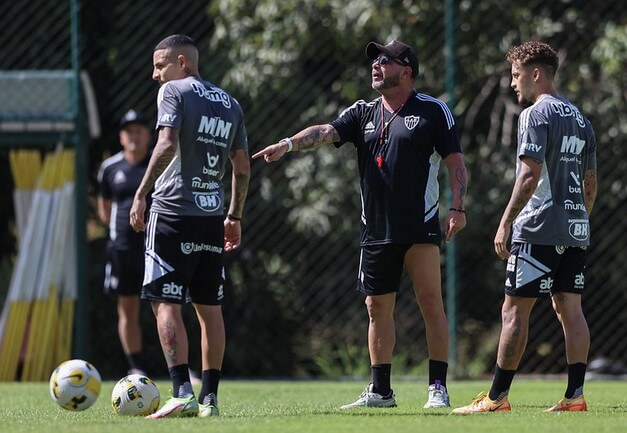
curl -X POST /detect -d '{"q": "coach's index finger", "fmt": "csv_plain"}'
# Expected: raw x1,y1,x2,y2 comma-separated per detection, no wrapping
251,148,268,159
252,143,286,163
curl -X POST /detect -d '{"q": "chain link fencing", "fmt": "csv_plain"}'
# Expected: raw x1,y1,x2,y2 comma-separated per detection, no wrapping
0,0,624,379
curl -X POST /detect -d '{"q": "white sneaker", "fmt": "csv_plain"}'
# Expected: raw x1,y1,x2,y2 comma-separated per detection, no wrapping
340,383,397,409
423,382,450,408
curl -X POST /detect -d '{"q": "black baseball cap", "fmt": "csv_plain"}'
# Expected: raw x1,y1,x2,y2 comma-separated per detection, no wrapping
119,109,149,129
366,40,419,78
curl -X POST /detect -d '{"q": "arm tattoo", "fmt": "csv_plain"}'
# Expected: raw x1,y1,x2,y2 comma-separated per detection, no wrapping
501,160,539,224
136,139,176,198
231,172,250,216
583,170,597,214
229,149,250,217
293,124,339,151
502,178,535,224
505,184,534,224
455,167,467,208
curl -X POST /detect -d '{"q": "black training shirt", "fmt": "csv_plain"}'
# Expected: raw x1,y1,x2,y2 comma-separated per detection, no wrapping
97,151,151,250
330,92,461,246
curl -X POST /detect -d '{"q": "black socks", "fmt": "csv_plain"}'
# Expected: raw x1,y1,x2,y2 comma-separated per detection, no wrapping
371,364,391,395
489,365,516,401
565,363,586,399
169,364,192,398
199,369,221,404
428,359,448,388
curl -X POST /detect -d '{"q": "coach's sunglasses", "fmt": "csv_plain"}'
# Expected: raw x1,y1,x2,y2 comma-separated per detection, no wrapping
372,55,407,67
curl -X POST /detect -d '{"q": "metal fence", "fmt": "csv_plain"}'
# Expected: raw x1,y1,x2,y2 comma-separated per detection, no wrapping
0,0,625,379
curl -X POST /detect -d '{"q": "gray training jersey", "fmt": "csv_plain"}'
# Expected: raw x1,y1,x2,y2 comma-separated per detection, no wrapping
512,94,596,247
150,76,248,217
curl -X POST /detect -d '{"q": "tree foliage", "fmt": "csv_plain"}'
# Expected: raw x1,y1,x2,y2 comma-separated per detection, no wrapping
206,0,625,375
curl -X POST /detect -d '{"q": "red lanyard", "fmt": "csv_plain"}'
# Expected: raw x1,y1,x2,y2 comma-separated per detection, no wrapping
376,92,413,168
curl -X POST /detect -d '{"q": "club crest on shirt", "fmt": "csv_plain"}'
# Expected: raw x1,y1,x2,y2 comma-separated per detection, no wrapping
113,170,127,184
404,115,421,130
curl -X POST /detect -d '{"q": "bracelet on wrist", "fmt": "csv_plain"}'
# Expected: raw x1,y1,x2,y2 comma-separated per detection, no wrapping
449,208,466,213
227,213,242,221
280,137,293,152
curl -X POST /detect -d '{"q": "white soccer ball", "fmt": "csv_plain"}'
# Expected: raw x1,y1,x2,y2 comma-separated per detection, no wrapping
49,359,101,411
111,374,160,416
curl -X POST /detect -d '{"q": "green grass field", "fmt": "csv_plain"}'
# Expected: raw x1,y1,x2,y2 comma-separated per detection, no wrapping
0,379,624,433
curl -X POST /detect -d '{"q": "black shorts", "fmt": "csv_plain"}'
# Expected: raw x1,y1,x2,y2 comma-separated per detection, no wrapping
104,244,144,296
357,244,413,296
505,243,587,298
141,212,225,306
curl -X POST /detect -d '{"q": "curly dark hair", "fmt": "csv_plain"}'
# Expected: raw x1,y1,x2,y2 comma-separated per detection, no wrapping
506,41,559,76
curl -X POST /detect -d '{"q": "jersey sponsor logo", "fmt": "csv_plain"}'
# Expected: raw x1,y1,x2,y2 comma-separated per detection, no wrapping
206,153,219,167
196,136,227,148
203,167,220,176
568,219,589,241
549,102,585,128
180,242,223,255
159,113,177,123
193,191,222,212
404,115,420,130
198,116,232,139
560,135,585,155
523,142,542,153
559,155,581,164
190,82,231,108
202,153,220,176
162,282,183,297
564,199,585,211
568,172,582,193
555,246,565,255
364,121,375,134
191,177,219,190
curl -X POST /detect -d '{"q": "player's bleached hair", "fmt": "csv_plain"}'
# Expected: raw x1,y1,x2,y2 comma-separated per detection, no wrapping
506,41,559,76
154,34,197,51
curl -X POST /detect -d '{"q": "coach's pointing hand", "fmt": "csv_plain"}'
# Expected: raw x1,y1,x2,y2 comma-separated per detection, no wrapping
252,140,290,163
